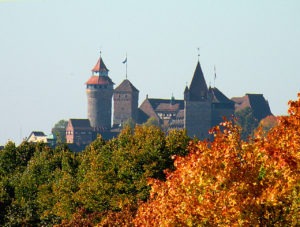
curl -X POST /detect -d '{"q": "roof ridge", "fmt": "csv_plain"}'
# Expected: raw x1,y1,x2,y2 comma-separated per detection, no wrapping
115,79,139,92
92,57,109,72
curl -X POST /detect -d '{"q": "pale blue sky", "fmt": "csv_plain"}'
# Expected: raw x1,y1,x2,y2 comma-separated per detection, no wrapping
0,0,299,144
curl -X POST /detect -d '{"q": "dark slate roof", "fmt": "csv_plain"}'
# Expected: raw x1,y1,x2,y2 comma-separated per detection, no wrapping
148,98,184,110
209,87,234,104
114,79,139,92
247,94,272,121
92,57,109,72
137,109,150,124
189,61,208,101
69,119,91,129
232,94,272,121
31,131,46,137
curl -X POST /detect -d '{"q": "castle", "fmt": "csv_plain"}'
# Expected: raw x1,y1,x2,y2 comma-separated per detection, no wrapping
65,53,272,145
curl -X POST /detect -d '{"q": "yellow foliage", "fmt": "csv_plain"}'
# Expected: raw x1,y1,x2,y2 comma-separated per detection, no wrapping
134,93,300,226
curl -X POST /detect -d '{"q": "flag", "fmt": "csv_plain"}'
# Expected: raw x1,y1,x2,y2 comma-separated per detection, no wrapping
122,57,127,64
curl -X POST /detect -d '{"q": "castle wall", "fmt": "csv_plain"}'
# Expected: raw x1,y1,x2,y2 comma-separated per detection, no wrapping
113,91,139,126
184,101,212,140
211,103,235,126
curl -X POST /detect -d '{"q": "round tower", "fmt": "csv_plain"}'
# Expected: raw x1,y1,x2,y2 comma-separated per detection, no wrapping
86,54,114,131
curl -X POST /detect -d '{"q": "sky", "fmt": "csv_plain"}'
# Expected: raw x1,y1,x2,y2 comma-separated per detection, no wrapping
0,0,299,145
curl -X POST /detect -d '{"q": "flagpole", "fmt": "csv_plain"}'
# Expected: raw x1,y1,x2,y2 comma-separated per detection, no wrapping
214,65,216,88
122,53,128,79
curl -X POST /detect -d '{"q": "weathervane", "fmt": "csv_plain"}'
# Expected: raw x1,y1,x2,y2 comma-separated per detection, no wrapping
197,47,200,61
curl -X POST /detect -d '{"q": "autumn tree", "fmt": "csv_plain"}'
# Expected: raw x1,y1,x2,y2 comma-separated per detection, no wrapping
134,94,300,226
258,115,278,135
144,117,160,127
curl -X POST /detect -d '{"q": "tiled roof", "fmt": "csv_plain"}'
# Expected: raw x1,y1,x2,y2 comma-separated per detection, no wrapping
231,96,250,111
69,119,92,129
92,57,109,72
155,103,180,112
115,79,139,92
86,76,114,85
189,61,208,101
148,98,184,110
232,94,272,121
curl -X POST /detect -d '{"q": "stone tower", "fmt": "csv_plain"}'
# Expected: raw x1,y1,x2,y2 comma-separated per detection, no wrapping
184,61,212,139
86,55,114,131
113,79,139,126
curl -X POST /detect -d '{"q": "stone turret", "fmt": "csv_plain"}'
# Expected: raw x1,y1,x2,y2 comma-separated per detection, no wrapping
184,60,212,139
86,55,114,131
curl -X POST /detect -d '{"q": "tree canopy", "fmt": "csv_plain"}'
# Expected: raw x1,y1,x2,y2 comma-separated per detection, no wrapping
52,119,68,143
0,94,299,226
134,95,300,226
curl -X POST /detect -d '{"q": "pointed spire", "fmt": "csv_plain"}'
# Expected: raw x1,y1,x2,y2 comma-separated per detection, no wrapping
92,51,109,75
189,61,208,101
184,85,189,94
184,85,189,101
170,93,175,105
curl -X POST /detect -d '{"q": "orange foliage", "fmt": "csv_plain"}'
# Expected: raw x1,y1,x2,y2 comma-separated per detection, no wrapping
258,115,278,135
134,94,300,226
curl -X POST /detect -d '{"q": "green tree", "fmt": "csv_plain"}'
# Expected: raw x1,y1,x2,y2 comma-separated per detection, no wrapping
235,107,259,140
52,119,68,143
4,143,79,226
121,118,136,129
73,125,190,224
144,117,160,127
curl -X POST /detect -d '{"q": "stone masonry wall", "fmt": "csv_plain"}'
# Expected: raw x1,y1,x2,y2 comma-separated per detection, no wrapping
86,88,113,129
184,101,212,140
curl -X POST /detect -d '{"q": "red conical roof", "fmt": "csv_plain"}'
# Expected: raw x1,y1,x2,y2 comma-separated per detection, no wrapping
92,57,109,72
86,76,114,85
